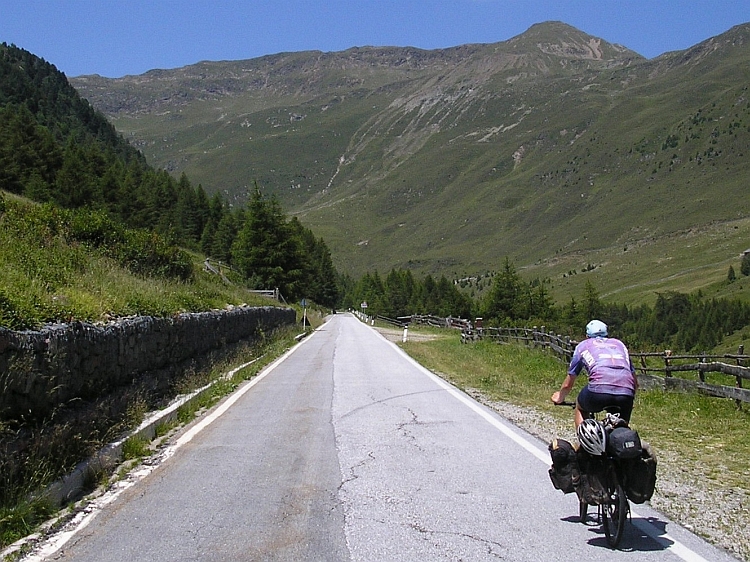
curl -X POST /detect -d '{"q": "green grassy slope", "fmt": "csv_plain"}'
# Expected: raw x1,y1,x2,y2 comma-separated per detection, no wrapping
71,22,750,306
0,192,277,329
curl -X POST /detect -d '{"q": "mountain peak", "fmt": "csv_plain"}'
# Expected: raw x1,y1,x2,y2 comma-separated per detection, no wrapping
508,20,642,60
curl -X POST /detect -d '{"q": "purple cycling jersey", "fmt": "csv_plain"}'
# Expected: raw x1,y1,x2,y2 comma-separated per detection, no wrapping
568,337,636,395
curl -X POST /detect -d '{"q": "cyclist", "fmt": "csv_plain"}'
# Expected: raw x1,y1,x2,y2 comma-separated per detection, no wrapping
551,319,638,428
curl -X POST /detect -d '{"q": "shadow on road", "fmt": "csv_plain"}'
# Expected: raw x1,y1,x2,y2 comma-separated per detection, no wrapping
561,512,675,553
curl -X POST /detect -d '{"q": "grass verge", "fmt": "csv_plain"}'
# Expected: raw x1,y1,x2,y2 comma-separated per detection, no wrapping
401,329,750,559
401,332,750,487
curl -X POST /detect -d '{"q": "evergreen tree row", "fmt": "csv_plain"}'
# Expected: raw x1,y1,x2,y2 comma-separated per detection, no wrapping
343,255,750,353
340,268,473,319
475,257,750,352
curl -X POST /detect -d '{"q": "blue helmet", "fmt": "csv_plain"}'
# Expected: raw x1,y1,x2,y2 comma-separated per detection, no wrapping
586,319,608,338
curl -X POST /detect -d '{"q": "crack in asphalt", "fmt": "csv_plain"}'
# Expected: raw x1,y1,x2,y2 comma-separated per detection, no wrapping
339,451,375,490
407,520,508,559
333,388,447,422
395,407,429,453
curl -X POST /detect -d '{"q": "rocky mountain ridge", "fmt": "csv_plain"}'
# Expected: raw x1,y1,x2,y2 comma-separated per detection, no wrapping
70,21,750,302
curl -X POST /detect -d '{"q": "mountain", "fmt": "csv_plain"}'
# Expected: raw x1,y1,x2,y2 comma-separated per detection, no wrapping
69,21,750,303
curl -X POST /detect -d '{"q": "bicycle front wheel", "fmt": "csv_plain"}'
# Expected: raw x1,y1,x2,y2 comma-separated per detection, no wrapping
601,483,628,547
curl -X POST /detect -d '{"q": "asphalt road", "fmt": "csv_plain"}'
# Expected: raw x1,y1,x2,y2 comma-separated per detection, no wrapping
30,314,738,561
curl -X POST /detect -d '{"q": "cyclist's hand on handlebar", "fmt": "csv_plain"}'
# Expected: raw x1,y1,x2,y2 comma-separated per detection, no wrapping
551,391,563,404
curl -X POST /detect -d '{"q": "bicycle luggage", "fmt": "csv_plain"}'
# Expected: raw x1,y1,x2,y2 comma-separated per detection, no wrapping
622,441,657,504
575,448,609,504
548,438,579,494
607,427,642,459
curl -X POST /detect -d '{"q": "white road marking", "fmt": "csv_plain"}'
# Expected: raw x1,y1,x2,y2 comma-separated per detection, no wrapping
20,320,714,562
384,331,711,562
22,338,313,561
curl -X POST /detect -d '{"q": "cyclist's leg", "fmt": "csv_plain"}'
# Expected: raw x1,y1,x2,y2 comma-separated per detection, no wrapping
574,404,586,427
574,385,598,427
579,387,635,421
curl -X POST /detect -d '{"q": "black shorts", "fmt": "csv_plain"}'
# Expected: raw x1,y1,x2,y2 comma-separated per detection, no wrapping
576,385,634,422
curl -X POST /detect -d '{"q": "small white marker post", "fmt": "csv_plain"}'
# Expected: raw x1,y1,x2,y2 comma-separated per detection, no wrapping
402,326,408,343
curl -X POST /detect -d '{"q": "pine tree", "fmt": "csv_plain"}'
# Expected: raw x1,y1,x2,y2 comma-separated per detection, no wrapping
231,186,304,299
384,269,414,317
55,141,94,208
530,280,554,320
200,192,225,256
287,217,340,308
581,280,602,322
211,211,238,264
483,257,523,322
354,271,386,314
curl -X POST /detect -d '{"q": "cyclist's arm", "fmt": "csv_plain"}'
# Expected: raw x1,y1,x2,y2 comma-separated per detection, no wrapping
627,351,638,390
551,373,576,404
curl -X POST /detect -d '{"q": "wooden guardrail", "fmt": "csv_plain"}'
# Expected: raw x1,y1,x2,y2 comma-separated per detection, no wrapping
364,314,750,406
466,326,750,407
369,314,472,329
407,315,472,330
356,311,750,406
203,258,285,302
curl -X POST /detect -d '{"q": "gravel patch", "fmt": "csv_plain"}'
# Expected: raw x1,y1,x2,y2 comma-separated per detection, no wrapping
376,326,441,343
464,387,750,562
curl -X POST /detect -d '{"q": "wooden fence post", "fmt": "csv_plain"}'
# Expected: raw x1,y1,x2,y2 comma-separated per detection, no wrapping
639,353,648,376
737,344,745,411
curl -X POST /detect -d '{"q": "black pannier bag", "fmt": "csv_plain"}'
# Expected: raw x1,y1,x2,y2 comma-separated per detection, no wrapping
548,438,579,494
607,426,642,459
621,441,657,504
575,448,609,504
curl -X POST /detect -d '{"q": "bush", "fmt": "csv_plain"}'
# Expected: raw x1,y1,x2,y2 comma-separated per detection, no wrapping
68,208,124,247
0,290,31,330
111,230,193,281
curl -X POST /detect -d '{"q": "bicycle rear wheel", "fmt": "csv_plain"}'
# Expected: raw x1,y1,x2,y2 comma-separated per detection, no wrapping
601,483,628,547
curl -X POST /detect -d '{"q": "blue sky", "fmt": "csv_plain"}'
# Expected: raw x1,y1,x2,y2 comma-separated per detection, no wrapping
2,1,750,78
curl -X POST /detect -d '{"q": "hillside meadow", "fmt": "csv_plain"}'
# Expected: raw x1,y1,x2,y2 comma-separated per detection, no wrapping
71,23,750,287
0,191,283,330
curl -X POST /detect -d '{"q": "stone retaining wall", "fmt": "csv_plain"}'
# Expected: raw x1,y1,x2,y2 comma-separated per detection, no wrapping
0,306,296,423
